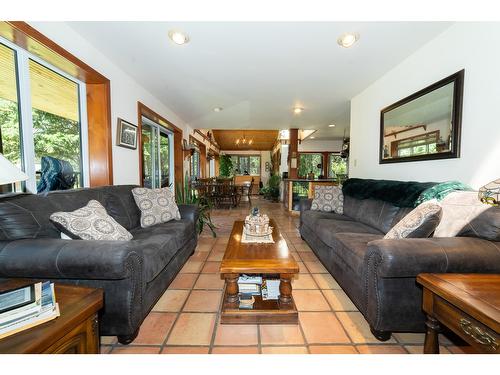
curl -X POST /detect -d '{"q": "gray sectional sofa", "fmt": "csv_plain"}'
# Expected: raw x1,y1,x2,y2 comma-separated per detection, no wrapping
0,185,199,344
299,179,500,340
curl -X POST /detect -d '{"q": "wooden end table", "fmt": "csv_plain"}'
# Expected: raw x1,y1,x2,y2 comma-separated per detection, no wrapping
219,219,299,324
0,279,103,354
417,273,500,354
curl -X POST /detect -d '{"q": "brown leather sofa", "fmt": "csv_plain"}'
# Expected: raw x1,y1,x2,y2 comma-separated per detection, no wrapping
299,181,500,341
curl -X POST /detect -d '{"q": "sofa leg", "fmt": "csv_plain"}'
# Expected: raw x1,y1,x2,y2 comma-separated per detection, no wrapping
117,329,140,345
370,327,392,342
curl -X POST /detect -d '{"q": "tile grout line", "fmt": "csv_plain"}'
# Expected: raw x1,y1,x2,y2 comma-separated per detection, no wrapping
159,238,217,352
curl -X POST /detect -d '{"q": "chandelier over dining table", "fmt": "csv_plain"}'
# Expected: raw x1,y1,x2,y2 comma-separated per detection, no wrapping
235,132,253,146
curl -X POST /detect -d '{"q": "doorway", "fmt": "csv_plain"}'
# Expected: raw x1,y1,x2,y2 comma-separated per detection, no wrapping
141,116,174,189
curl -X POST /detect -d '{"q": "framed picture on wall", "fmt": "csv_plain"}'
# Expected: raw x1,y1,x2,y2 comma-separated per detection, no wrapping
379,70,464,164
116,118,138,149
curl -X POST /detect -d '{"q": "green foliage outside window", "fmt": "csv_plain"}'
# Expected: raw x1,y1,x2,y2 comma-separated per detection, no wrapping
230,155,260,175
1,99,83,186
298,153,323,178
328,154,347,178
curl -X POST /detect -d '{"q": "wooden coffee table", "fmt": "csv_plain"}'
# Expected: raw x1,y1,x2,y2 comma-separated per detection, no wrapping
219,219,299,324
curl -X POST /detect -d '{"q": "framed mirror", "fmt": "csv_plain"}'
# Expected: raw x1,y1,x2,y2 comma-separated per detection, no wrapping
380,70,464,164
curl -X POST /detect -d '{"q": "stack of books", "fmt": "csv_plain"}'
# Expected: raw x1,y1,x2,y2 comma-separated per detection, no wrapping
238,275,263,309
238,275,262,296
261,279,280,300
0,281,60,339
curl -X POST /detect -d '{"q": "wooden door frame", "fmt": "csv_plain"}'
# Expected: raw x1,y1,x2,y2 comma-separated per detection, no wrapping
137,102,183,194
0,21,113,186
189,135,206,179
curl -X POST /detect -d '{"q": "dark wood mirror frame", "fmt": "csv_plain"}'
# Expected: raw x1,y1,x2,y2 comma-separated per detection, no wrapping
379,69,464,164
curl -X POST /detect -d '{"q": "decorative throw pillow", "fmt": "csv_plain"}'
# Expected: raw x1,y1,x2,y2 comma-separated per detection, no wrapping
132,187,181,228
50,200,133,241
311,185,344,214
384,200,442,239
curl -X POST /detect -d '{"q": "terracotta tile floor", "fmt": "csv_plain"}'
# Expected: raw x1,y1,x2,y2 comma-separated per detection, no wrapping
102,197,473,354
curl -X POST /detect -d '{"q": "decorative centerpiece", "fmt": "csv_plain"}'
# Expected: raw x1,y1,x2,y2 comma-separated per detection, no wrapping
244,207,273,236
242,207,274,243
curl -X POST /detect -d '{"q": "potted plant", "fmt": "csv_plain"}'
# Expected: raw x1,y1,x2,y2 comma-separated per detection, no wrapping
176,172,217,237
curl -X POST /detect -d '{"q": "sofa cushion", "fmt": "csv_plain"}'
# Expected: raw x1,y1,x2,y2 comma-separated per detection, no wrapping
102,185,141,230
131,219,193,250
315,218,382,247
311,185,344,213
434,191,500,241
343,196,401,234
131,220,193,282
330,233,384,275
50,200,133,241
0,194,60,240
132,187,181,228
384,200,442,239
301,210,353,231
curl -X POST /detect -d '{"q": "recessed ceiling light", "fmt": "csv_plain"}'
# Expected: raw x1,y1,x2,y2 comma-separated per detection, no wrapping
328,124,336,128
337,32,359,48
310,136,315,139
213,107,223,112
168,30,189,45
293,107,303,114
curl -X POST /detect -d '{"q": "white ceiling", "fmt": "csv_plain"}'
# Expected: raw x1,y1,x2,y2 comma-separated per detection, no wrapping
68,22,452,140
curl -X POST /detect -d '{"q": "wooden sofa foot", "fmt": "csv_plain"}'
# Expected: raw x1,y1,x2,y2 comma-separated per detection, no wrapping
117,329,140,345
370,327,392,342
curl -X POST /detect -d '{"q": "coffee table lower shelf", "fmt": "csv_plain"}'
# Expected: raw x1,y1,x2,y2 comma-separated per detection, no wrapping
220,287,298,324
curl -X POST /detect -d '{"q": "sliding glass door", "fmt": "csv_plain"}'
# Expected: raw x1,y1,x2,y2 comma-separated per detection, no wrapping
141,116,173,189
0,38,88,193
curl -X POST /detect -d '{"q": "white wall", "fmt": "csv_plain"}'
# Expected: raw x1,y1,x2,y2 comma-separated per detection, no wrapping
298,139,343,152
28,22,190,186
350,23,500,189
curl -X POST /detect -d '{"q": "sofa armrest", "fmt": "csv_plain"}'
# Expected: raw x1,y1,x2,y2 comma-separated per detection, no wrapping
366,237,500,278
178,204,199,224
299,198,313,212
0,239,143,280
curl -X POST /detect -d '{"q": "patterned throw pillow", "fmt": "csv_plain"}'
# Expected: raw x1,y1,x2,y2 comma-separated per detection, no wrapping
384,200,442,239
132,187,181,228
50,200,133,241
311,185,344,214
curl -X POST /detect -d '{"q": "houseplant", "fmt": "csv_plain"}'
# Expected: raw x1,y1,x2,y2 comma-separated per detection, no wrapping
219,154,233,177
176,172,217,237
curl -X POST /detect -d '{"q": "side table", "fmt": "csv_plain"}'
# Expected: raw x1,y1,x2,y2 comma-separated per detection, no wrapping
0,279,103,354
417,273,499,354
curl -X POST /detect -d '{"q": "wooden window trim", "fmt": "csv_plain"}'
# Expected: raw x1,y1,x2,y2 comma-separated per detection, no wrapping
189,135,206,178
0,21,113,186
137,102,183,193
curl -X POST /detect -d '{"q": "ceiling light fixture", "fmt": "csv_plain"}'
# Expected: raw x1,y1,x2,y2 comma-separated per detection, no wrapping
293,107,303,114
168,30,189,45
310,136,316,139
328,124,336,127
235,132,253,147
337,32,359,48
213,107,223,112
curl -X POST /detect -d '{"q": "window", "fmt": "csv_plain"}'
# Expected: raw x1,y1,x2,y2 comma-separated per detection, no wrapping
298,153,323,178
0,43,22,193
394,131,438,158
230,155,260,175
141,117,173,188
190,150,200,180
328,154,347,178
0,38,88,193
